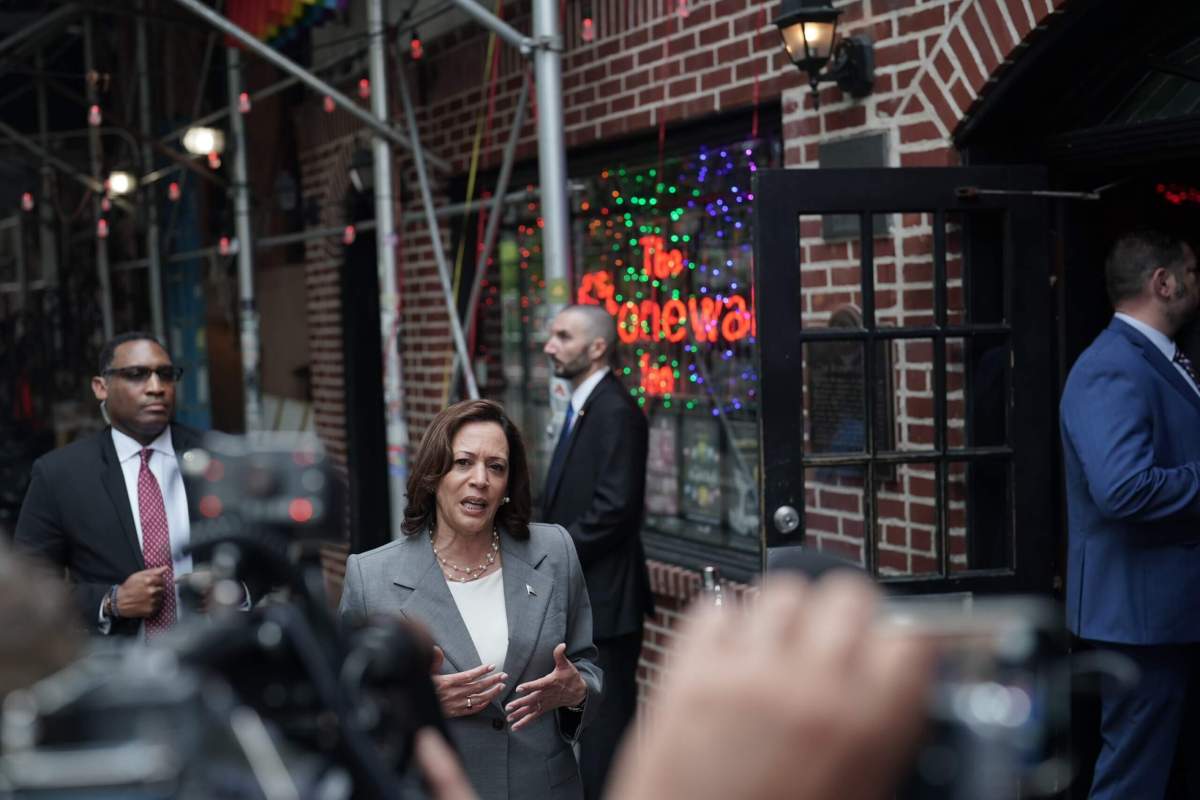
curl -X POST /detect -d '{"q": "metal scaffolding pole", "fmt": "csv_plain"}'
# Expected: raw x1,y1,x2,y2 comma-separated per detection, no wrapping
137,0,164,341
161,49,364,146
448,0,533,52
226,46,263,433
0,121,133,213
108,180,557,275
171,0,452,174
160,2,453,148
38,75,229,191
451,70,531,385
531,0,571,303
396,63,479,400
110,221,382,273
399,186,551,223
0,3,79,60
367,0,408,537
83,14,113,340
35,50,58,288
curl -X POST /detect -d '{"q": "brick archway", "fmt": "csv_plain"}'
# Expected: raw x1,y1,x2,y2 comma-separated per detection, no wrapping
897,0,1070,139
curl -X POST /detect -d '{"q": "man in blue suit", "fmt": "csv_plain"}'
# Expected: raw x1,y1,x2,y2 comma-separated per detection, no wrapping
1061,229,1200,799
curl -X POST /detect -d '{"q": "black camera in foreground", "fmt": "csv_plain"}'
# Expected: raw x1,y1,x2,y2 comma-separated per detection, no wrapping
763,549,1081,800
0,433,446,799
883,595,1071,800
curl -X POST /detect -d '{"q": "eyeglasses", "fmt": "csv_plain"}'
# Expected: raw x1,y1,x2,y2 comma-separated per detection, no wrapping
102,365,185,383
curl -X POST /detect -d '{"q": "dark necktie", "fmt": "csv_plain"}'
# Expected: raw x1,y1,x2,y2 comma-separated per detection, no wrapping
1174,348,1200,393
138,448,176,638
544,403,575,499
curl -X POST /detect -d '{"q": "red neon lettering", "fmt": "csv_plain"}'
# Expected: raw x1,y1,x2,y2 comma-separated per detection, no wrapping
661,299,688,343
639,353,676,396
589,274,755,347
577,270,618,315
641,236,685,280
639,300,660,342
750,287,758,338
721,295,751,341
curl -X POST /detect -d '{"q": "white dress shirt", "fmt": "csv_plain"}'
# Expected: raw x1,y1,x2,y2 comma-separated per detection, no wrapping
1114,313,1200,398
100,426,193,634
566,366,611,432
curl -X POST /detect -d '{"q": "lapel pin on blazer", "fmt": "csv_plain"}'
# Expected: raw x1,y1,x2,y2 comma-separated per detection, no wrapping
526,583,536,596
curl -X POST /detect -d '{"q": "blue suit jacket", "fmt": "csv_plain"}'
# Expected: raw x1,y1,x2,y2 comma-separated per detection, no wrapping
1061,318,1200,644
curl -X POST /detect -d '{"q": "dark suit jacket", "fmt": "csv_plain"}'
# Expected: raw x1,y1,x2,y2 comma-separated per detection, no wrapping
14,423,204,636
1061,318,1200,644
541,371,653,639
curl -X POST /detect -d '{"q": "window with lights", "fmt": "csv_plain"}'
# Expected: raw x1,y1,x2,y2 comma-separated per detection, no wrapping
475,117,781,578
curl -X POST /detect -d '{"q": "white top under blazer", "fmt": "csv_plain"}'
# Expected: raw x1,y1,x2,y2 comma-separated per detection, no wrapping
447,567,509,670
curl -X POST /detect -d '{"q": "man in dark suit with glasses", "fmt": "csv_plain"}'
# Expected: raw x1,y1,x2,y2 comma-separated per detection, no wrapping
16,331,205,638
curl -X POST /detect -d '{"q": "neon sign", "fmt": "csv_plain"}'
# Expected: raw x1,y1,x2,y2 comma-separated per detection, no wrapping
565,143,765,410
577,270,755,346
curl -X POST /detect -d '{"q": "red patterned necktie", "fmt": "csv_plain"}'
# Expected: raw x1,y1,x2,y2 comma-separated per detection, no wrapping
1174,348,1200,392
138,448,176,637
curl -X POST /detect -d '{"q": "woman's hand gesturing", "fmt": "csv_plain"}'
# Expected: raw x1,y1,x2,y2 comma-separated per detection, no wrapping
430,646,508,718
505,643,587,731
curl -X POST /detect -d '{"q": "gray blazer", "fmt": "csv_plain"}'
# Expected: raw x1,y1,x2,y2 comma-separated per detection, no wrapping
339,522,603,800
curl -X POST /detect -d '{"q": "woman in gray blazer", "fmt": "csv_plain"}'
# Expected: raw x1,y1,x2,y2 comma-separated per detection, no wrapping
339,399,602,800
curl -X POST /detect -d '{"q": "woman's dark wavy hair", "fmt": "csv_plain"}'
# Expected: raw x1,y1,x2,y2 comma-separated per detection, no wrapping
402,399,532,539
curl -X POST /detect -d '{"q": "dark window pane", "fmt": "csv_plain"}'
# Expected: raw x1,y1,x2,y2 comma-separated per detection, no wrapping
948,335,1010,450
948,460,1013,572
956,210,1007,325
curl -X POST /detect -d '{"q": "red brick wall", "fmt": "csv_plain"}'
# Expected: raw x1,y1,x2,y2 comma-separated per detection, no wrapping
295,0,1070,699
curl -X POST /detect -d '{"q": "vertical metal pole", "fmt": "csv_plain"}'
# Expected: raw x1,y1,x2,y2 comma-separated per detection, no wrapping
35,49,58,288
83,14,114,340
367,0,408,537
226,46,262,432
137,0,165,340
531,0,572,433
396,63,480,399
531,0,570,301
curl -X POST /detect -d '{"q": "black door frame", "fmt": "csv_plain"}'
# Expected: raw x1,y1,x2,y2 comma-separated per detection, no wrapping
753,166,1056,595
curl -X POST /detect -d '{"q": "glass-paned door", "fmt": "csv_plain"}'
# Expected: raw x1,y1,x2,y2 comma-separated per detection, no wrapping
753,167,1055,594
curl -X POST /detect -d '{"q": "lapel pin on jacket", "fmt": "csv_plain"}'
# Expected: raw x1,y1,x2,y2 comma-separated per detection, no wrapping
526,583,536,596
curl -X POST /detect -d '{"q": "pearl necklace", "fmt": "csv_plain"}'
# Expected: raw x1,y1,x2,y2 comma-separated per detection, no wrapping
431,528,500,582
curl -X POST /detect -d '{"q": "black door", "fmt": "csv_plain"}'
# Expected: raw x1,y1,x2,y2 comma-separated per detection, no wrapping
753,167,1055,595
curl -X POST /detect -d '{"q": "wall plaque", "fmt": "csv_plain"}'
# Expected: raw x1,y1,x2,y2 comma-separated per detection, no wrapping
805,304,895,476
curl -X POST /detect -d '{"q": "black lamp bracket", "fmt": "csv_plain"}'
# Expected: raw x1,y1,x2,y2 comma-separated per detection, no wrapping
820,36,874,98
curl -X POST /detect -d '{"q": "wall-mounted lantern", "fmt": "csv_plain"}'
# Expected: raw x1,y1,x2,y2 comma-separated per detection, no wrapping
774,0,874,108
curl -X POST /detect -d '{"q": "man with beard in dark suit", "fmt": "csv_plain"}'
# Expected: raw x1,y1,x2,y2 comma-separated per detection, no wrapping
541,304,653,800
16,331,207,638
1061,231,1200,798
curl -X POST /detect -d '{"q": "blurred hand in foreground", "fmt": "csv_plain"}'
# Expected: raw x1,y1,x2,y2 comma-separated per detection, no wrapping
605,573,936,800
